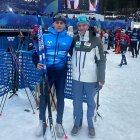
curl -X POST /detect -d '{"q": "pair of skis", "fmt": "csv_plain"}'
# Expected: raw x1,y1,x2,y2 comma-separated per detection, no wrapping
37,15,57,140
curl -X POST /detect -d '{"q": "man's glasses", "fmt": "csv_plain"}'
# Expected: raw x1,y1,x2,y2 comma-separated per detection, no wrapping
77,16,88,22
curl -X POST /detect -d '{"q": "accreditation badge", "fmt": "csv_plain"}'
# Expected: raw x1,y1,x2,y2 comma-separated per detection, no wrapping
75,41,81,48
84,42,91,48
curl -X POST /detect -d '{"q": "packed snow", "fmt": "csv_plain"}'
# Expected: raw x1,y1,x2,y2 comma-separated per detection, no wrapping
0,50,140,140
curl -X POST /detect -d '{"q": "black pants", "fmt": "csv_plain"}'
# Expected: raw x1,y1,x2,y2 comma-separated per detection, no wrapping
121,52,127,64
131,43,138,57
137,43,140,55
39,75,66,124
78,1,89,11
107,42,110,50
70,1,74,9
120,45,127,64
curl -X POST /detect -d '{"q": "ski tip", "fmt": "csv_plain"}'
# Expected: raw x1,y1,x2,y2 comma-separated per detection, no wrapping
64,136,68,139
33,112,36,115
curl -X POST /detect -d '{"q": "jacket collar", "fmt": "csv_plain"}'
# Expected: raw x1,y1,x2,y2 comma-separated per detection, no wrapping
48,27,67,36
78,30,89,41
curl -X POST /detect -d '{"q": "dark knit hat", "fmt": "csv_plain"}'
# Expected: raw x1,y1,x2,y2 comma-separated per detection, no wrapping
53,14,66,24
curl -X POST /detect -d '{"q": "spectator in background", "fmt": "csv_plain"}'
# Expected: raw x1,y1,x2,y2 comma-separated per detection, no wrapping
18,31,25,50
31,25,38,52
126,27,132,51
138,28,140,55
74,0,97,11
93,26,100,37
67,26,74,37
108,30,115,50
69,0,75,9
130,28,139,58
119,29,130,67
102,29,109,56
100,29,103,39
115,27,121,54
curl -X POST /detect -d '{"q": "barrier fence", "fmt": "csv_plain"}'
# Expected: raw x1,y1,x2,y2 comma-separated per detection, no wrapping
0,50,88,101
0,51,13,97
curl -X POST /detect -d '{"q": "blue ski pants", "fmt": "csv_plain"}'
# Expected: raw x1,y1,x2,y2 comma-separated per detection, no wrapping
72,80,97,128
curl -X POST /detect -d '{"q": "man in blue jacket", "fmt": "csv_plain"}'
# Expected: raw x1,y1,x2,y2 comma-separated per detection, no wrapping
32,14,74,138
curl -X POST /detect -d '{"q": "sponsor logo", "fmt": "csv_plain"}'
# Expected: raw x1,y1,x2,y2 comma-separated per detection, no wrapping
62,42,66,45
84,42,91,47
47,41,53,46
76,41,81,45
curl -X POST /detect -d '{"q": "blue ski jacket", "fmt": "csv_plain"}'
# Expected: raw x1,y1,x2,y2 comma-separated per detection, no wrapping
32,27,74,77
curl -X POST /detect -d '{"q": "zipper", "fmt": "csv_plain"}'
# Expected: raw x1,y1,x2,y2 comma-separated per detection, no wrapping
82,52,87,68
53,33,59,64
57,43,60,55
76,51,77,67
78,50,81,81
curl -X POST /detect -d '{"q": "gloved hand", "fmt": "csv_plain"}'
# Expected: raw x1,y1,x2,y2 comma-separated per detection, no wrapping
96,82,103,92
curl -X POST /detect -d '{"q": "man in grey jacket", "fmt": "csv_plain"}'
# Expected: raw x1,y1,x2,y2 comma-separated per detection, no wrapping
71,16,106,138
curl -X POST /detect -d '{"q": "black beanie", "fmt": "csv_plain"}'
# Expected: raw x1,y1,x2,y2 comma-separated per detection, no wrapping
53,14,66,24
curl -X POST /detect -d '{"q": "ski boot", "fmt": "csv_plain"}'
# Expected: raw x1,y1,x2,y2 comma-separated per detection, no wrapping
119,63,123,67
55,123,65,138
123,62,127,65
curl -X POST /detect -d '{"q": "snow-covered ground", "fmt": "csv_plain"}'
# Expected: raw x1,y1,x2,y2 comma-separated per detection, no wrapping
0,50,140,140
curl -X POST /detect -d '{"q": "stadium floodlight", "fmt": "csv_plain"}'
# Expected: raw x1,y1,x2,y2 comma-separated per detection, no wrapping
8,6,13,13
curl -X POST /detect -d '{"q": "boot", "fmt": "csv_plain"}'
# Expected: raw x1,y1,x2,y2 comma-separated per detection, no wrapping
88,127,95,138
35,120,44,137
55,123,65,138
71,125,81,136
119,62,123,67
123,62,127,65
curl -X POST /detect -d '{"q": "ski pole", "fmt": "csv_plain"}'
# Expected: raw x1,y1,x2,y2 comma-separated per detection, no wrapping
0,93,5,111
94,91,102,122
24,87,35,114
47,89,56,140
0,89,9,116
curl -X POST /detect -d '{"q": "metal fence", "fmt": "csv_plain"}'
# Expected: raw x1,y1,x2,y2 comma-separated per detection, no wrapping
0,50,80,101
0,51,13,97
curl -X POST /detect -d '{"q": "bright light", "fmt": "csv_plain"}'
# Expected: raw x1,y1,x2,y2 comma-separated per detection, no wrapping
9,8,13,12
134,23,140,29
7,6,13,12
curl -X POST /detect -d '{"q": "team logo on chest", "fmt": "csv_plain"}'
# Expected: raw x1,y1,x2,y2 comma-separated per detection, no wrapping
75,41,81,48
62,42,66,45
47,41,53,46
